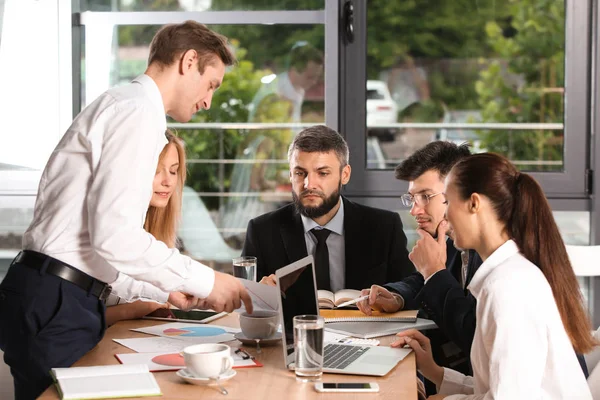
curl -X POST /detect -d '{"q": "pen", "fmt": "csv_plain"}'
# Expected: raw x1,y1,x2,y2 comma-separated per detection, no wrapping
234,348,254,360
334,294,374,309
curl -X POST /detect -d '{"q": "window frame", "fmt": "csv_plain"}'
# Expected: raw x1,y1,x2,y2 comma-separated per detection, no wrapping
340,0,592,204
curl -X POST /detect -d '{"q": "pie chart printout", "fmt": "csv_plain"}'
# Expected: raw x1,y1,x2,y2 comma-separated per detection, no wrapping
151,353,185,367
162,326,228,337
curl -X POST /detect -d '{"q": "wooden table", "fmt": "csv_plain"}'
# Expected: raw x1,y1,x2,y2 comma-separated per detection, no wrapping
39,314,417,399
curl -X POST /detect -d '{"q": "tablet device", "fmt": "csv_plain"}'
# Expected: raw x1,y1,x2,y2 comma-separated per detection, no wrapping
143,308,227,324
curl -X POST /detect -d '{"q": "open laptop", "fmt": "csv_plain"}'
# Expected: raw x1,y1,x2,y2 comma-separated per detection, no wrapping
275,255,411,376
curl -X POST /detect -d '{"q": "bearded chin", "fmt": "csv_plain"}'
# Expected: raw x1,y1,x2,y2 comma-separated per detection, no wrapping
293,184,342,219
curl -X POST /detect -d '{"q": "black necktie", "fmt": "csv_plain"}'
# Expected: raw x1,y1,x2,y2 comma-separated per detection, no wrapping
311,228,332,290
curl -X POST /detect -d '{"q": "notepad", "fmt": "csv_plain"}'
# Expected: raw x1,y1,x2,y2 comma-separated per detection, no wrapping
51,364,161,400
324,318,438,339
320,309,418,323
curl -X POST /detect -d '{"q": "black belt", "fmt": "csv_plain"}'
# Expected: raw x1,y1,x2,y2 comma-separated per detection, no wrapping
14,250,112,301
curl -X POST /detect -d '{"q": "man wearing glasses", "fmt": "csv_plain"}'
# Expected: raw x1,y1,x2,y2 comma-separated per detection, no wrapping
357,141,481,394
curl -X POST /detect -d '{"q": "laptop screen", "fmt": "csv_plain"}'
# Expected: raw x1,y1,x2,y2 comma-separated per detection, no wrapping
276,256,319,359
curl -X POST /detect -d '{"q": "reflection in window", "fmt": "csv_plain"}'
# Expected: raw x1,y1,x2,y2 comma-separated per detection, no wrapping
366,0,565,172
84,22,324,256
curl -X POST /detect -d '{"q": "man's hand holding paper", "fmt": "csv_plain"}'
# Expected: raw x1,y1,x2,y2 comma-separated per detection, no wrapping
236,278,279,314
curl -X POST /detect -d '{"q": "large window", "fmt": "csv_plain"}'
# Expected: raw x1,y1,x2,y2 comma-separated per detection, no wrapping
0,0,72,277
364,1,566,173
345,0,591,199
77,4,337,266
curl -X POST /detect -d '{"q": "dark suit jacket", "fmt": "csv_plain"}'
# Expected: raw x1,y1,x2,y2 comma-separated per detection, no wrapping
385,239,481,356
242,196,415,289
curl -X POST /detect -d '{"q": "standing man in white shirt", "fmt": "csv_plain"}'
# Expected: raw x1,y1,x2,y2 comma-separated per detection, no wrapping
0,21,252,400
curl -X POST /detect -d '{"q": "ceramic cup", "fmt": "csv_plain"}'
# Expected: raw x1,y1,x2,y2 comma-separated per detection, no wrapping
182,343,234,378
239,310,279,339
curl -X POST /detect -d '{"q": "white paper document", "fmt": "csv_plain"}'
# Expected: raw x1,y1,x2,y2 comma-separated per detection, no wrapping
236,278,279,313
114,337,193,353
115,348,260,371
131,322,240,342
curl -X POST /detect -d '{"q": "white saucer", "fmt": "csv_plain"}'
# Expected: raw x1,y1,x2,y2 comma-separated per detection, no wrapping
176,368,236,386
234,332,282,346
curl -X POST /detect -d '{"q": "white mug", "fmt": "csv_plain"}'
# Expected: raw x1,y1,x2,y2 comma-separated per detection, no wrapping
182,343,234,378
239,310,279,339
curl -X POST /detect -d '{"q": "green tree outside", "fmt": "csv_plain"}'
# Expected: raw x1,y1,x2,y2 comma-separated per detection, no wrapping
475,0,565,171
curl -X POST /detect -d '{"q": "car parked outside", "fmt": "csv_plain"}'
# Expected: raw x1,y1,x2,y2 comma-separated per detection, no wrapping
366,80,398,142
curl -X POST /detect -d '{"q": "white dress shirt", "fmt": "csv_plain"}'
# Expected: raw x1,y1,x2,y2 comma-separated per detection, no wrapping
301,199,345,292
22,75,215,302
439,240,591,400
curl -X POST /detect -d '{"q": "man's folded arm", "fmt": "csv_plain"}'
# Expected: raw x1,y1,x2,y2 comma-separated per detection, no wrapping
418,269,477,354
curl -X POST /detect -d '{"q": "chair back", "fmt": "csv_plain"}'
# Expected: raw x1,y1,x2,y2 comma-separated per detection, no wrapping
566,245,600,277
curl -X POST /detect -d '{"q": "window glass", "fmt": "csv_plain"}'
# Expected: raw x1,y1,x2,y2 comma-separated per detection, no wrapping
83,23,325,262
81,0,323,12
365,0,565,172
0,199,35,280
0,0,61,171
399,209,590,306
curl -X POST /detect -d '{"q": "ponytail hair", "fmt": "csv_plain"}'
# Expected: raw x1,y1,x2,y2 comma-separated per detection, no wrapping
451,153,595,354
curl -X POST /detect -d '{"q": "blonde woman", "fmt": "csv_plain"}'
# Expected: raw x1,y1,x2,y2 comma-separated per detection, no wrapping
105,130,187,326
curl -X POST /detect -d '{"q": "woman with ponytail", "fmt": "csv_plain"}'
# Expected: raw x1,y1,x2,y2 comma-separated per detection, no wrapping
392,152,594,399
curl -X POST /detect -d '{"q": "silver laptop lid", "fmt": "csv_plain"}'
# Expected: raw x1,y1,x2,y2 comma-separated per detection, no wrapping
275,255,319,369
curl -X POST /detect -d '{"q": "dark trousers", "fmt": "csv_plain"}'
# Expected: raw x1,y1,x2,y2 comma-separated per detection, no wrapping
0,259,106,400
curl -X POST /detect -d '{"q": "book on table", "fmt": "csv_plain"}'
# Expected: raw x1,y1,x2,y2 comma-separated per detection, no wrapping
318,288,363,309
320,309,419,323
50,364,161,400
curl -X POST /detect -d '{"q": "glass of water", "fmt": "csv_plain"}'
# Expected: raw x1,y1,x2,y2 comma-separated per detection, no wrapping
232,256,257,281
293,314,324,382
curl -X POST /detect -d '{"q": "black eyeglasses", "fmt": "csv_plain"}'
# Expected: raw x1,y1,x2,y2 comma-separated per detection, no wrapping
400,192,443,207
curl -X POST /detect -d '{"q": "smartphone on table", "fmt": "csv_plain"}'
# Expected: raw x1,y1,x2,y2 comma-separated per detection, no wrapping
314,382,379,393
143,308,227,324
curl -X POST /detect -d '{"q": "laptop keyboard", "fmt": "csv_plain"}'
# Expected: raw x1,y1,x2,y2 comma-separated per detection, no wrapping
323,343,370,370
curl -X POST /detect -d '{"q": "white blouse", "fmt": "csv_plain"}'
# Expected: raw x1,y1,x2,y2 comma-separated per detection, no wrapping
22,75,215,302
439,240,591,400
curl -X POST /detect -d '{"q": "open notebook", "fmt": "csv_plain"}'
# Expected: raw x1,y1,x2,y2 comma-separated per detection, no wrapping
51,364,161,400
320,309,418,323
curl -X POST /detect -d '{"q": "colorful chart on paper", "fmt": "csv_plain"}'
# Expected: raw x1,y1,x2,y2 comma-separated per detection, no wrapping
162,326,228,337
151,353,185,367
115,350,262,372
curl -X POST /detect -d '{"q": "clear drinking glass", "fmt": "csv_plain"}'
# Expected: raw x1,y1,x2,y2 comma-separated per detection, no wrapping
232,256,257,281
293,314,324,382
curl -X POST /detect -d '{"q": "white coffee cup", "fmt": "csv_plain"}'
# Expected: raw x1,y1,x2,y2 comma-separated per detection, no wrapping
239,310,279,339
182,343,234,378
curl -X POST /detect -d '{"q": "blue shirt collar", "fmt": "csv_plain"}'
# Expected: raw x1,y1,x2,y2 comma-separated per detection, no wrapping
301,198,345,236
